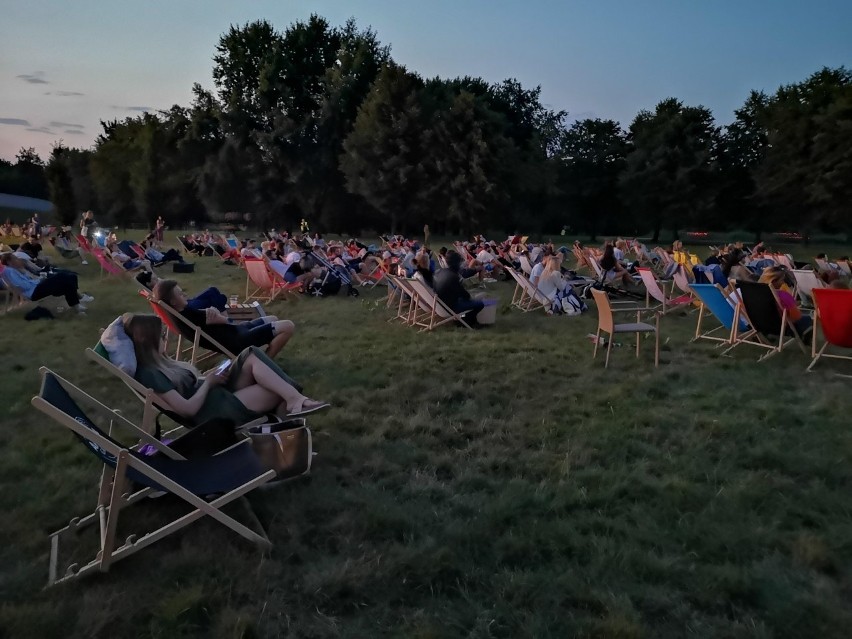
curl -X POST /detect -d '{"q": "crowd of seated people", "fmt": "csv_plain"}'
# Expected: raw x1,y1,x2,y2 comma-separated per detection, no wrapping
0,252,94,313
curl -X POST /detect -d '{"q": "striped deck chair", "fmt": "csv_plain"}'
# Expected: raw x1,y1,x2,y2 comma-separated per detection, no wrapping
32,368,276,586
808,288,852,374
637,267,692,314
408,275,473,331
688,283,749,347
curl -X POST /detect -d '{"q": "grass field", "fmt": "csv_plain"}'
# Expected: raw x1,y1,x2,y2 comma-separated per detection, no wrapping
1,235,851,639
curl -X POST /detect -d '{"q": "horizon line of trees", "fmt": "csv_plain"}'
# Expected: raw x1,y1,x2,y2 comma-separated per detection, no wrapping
2,15,850,241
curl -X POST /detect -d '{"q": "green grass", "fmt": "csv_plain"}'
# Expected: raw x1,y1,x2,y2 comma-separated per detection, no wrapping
1,235,852,638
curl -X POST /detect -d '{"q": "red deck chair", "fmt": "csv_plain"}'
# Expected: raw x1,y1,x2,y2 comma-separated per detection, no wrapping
808,288,852,374
138,290,235,366
76,234,93,255
91,247,128,279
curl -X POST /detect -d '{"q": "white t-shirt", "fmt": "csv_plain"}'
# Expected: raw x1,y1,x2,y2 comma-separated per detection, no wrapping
284,251,301,266
530,262,544,285
613,247,625,261
529,247,542,264
477,250,496,264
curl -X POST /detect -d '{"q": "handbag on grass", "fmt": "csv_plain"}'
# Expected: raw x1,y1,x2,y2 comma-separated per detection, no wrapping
243,418,313,481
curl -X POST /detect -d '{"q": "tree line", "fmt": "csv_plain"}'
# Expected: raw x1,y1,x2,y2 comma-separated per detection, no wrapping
4,16,850,241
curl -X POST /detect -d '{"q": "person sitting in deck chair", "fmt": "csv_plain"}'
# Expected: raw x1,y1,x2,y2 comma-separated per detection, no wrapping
434,251,484,327
758,266,813,343
0,253,94,313
105,240,153,273
51,228,88,265
124,313,328,422
600,243,633,286
154,279,295,359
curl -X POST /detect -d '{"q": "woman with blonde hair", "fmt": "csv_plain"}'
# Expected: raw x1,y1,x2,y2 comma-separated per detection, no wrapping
124,313,328,425
536,254,584,315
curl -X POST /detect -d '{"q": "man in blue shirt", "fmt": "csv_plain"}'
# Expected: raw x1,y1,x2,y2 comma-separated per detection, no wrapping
0,253,93,313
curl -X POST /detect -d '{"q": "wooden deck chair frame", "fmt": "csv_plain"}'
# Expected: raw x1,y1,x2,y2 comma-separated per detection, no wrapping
807,288,852,374
688,282,746,347
244,258,287,303
506,266,548,313
139,289,237,366
792,268,824,308
590,288,660,368
264,257,304,300
637,267,692,315
385,274,419,325
407,276,473,331
722,281,809,361
85,346,272,439
32,367,275,587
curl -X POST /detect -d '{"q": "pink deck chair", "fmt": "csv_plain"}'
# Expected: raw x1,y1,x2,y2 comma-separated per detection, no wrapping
637,267,692,314
244,258,288,303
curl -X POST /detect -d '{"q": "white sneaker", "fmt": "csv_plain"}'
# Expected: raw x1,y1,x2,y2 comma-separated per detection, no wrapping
80,294,94,303
76,304,87,314
81,260,89,265
483,277,497,283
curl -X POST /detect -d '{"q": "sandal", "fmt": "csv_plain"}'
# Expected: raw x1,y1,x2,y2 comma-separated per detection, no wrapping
286,398,331,417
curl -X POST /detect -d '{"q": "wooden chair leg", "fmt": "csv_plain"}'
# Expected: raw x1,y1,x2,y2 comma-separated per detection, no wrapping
605,333,613,368
635,332,641,358
593,329,601,359
655,315,660,367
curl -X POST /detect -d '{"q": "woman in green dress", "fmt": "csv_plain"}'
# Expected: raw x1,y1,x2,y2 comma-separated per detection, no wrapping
124,313,328,426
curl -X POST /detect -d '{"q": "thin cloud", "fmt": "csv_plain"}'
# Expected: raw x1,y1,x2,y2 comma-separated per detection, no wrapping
49,121,84,129
25,126,55,134
0,118,31,126
17,72,49,85
63,129,85,135
46,90,85,97
112,105,155,112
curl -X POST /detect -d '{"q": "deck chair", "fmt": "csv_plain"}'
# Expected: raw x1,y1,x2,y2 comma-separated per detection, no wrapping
244,258,288,303
637,267,692,314
384,274,418,324
264,259,305,299
506,266,549,313
837,260,852,276
176,235,195,254
729,280,809,361
32,368,275,586
807,288,852,373
408,275,473,331
688,283,750,347
671,264,695,297
139,289,237,366
590,288,660,367
85,345,274,440
792,269,825,308
91,247,131,280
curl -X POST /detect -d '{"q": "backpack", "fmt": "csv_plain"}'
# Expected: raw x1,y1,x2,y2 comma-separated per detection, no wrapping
561,289,588,314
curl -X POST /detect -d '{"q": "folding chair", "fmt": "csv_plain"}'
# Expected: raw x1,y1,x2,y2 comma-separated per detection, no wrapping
407,276,473,331
264,258,305,299
727,280,809,361
139,289,237,366
506,266,548,313
31,368,276,586
792,268,825,308
384,274,418,324
688,283,749,347
91,247,131,280
244,258,289,303
590,288,660,367
807,288,852,374
637,267,692,314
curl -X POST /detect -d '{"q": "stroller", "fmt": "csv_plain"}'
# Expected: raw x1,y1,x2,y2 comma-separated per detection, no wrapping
311,249,360,298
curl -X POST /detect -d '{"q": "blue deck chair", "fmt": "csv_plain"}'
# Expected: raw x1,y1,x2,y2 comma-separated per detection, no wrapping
689,283,750,347
31,368,276,586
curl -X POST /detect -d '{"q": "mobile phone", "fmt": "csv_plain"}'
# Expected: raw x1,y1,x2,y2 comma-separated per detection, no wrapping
213,360,232,375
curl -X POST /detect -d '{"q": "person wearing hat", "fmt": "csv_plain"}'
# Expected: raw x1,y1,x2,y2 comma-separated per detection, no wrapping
433,250,485,328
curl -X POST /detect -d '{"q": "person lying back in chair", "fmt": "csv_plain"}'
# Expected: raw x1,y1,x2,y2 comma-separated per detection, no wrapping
154,279,295,359
758,266,813,344
433,251,484,327
124,313,328,424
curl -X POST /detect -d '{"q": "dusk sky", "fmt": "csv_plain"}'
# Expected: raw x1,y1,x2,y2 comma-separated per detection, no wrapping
2,0,851,161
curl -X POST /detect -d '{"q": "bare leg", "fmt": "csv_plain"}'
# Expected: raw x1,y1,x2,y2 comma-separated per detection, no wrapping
232,384,282,414
266,320,295,358
230,353,306,410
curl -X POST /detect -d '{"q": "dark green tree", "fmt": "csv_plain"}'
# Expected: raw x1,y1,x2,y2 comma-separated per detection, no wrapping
45,144,77,225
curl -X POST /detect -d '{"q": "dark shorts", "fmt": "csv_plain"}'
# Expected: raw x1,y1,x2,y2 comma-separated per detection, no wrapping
234,319,274,350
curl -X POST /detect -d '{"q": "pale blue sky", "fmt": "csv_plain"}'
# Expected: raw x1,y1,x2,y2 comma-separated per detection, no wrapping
2,0,851,160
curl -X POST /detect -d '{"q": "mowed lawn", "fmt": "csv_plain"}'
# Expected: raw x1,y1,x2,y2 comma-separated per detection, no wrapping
1,236,851,639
